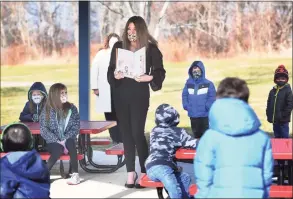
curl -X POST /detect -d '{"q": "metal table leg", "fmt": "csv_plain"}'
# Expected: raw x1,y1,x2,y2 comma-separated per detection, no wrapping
288,160,292,185
278,160,284,185
78,134,125,173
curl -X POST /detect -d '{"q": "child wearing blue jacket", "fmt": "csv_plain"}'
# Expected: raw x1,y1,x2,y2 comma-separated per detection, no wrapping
194,77,273,198
0,123,50,198
182,61,216,138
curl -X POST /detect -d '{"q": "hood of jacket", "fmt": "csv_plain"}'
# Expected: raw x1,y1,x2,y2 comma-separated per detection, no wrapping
188,61,206,82
209,98,261,136
28,82,48,100
2,149,49,181
155,104,180,127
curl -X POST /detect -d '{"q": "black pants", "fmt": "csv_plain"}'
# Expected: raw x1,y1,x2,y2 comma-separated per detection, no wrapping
190,117,209,139
46,138,78,173
115,100,149,173
105,112,122,143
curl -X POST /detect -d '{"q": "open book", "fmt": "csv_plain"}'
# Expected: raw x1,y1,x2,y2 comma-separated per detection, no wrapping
116,47,146,79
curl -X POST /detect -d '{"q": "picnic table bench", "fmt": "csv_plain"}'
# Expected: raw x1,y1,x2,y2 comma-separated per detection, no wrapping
140,138,292,198
0,121,125,178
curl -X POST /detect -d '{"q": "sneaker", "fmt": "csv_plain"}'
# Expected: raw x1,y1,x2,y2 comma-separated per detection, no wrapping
67,173,80,185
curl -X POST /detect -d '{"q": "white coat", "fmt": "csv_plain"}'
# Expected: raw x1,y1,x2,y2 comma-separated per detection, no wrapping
90,48,112,113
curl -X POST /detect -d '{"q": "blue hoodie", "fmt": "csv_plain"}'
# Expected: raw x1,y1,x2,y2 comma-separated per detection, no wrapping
145,104,198,171
194,98,273,198
182,61,216,118
19,82,48,122
0,150,50,198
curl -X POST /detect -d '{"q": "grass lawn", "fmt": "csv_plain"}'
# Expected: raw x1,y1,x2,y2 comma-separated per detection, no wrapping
1,56,292,139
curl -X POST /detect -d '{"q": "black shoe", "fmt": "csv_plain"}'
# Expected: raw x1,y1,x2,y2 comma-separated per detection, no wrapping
124,172,138,188
135,183,146,189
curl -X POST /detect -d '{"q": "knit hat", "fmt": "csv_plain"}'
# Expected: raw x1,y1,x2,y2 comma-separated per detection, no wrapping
274,65,289,82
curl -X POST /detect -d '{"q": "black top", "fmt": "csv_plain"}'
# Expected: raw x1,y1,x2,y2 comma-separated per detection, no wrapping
266,84,293,123
107,41,166,102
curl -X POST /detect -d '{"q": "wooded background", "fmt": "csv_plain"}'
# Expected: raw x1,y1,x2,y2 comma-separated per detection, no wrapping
1,1,292,65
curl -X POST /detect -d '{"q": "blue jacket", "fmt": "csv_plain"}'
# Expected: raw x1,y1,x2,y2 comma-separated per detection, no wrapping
194,98,273,198
40,103,80,143
0,150,50,198
182,61,216,118
19,82,47,122
145,104,198,171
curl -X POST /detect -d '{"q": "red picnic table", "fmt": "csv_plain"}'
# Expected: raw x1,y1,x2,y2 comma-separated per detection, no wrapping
0,121,125,174
175,138,292,185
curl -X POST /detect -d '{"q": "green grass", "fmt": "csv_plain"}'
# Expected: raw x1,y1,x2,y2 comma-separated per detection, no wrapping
1,56,292,138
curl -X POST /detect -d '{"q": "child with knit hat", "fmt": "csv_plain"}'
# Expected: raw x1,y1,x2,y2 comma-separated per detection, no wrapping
266,65,293,138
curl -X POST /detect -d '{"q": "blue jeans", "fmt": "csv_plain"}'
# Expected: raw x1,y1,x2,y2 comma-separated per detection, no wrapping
273,123,289,138
147,165,191,199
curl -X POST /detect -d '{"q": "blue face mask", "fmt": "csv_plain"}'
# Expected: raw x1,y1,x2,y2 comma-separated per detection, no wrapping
192,70,202,79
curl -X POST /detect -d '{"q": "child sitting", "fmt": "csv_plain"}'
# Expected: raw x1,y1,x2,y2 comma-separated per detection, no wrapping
19,82,48,151
19,82,47,122
0,123,50,198
40,83,81,185
145,104,198,199
194,77,273,198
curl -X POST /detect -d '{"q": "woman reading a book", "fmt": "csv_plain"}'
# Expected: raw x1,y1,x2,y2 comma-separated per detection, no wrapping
107,16,166,188
90,33,122,144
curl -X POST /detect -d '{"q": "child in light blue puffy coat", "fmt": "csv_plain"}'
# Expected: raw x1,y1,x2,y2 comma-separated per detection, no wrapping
194,77,274,198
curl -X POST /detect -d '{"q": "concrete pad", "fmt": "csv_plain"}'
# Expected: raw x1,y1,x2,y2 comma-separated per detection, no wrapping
50,150,195,198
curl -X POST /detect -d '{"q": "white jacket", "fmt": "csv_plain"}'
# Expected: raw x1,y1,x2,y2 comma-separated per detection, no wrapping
90,48,112,113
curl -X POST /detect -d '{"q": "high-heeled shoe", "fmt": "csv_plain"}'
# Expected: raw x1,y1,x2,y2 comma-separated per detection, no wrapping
124,171,138,188
135,174,146,189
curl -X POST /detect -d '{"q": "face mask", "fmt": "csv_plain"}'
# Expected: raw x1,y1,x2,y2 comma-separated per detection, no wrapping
276,81,286,87
128,33,137,42
32,95,43,104
60,95,68,103
192,70,202,79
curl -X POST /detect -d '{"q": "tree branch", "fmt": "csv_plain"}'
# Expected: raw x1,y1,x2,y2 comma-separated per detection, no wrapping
98,1,124,18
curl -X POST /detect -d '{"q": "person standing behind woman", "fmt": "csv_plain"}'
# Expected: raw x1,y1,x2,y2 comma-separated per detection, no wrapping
40,83,81,185
90,33,122,144
107,16,166,188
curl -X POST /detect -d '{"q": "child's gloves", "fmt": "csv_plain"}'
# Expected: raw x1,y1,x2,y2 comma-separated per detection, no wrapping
32,114,39,122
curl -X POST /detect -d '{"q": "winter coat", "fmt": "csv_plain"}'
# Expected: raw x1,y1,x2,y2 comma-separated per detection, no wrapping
194,98,273,198
266,83,293,124
182,61,216,118
19,82,47,122
91,48,113,113
0,150,50,198
40,103,80,144
145,104,198,171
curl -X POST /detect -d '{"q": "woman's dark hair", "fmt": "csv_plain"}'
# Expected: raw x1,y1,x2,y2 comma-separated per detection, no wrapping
216,77,250,103
1,123,32,152
122,16,158,50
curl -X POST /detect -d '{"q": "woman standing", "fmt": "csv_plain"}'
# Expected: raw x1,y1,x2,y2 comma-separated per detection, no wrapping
107,16,166,188
90,33,122,143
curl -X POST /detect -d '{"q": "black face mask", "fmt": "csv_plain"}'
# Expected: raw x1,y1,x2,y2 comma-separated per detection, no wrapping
276,81,286,87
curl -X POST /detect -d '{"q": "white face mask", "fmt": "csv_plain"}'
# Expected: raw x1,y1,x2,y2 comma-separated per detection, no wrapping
60,94,68,103
32,95,43,104
109,37,118,49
